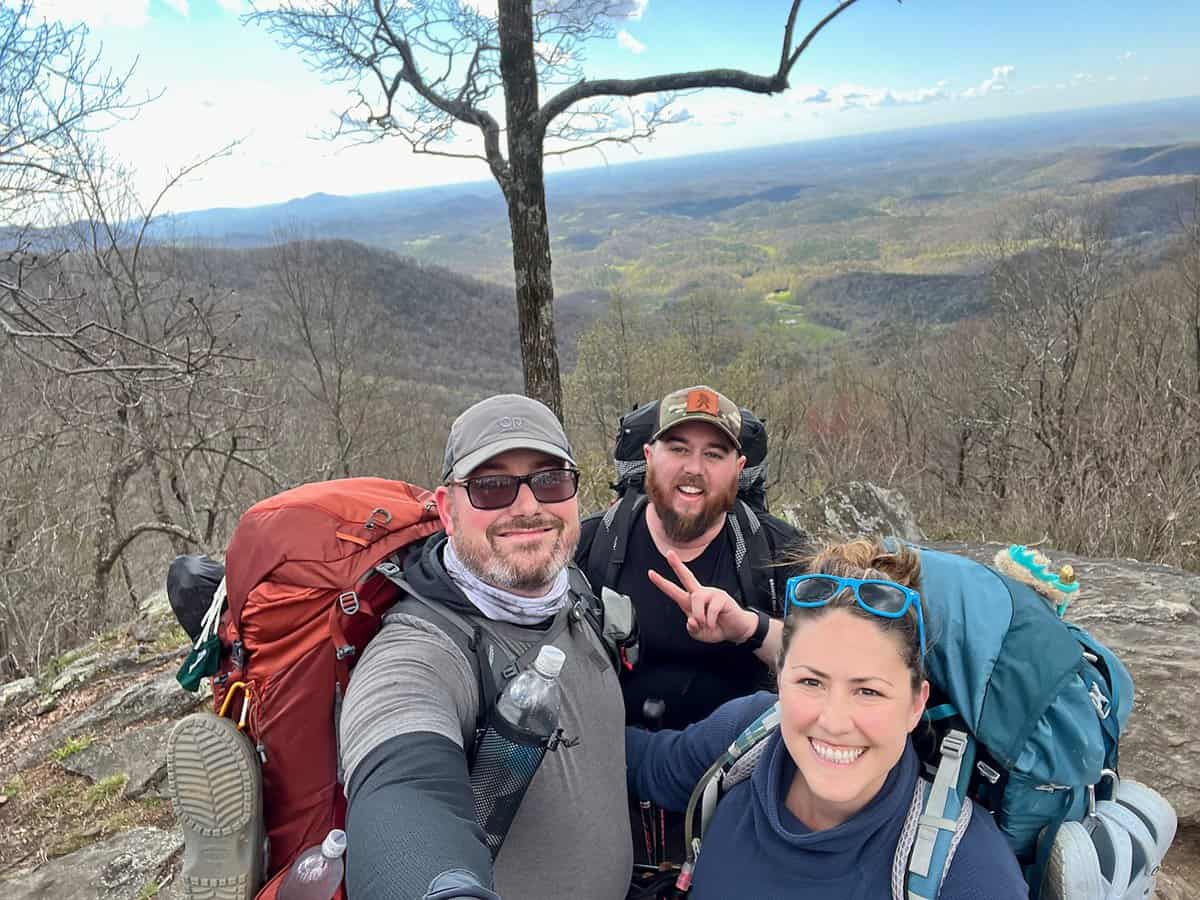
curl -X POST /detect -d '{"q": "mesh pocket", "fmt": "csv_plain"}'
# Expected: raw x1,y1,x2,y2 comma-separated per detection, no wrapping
469,727,548,857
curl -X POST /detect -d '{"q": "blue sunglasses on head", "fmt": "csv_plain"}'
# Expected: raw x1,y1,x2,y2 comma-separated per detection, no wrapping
785,574,927,658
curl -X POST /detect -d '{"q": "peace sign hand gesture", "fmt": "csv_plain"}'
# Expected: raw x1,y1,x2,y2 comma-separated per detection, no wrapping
648,550,759,646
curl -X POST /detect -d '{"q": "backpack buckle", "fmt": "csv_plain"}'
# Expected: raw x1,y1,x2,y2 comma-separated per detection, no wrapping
339,591,360,615
335,645,356,660
939,731,967,760
976,761,1001,784
1089,681,1111,719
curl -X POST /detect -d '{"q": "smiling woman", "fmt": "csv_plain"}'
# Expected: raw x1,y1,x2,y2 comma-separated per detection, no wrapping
625,538,1029,900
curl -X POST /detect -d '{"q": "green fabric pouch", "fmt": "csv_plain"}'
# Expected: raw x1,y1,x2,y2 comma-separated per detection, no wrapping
177,632,220,692
175,576,227,692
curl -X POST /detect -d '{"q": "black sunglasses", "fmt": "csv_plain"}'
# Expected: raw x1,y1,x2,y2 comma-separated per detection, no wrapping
452,467,580,510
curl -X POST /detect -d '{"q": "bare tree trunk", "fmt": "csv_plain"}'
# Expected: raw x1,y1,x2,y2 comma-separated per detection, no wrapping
498,0,562,418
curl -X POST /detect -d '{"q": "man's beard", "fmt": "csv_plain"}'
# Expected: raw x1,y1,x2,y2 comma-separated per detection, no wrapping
645,464,738,543
450,509,578,594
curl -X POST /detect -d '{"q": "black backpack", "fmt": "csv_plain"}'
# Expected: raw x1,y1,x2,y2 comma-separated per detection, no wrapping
584,401,784,617
610,400,770,512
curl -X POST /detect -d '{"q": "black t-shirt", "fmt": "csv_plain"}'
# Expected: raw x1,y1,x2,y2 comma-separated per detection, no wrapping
616,511,770,731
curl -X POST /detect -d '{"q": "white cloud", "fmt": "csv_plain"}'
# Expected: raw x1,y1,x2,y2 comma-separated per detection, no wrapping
961,65,1014,99
161,0,190,16
820,81,951,111
215,0,242,10
617,29,645,54
462,0,498,15
1117,51,1136,63
1072,72,1094,82
535,41,571,66
618,0,648,20
30,0,151,28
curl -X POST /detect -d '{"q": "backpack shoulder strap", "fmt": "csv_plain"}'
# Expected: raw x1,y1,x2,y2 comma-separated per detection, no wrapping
585,492,648,592
372,561,513,741
726,499,778,615
900,730,976,900
374,561,589,745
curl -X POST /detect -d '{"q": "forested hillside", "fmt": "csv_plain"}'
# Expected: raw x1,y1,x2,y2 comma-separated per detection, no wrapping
4,100,1200,684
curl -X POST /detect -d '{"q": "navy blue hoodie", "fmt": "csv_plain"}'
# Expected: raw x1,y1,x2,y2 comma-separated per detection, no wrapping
627,692,1028,900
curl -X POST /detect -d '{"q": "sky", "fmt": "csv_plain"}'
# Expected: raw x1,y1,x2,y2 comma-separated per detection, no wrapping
25,0,1200,213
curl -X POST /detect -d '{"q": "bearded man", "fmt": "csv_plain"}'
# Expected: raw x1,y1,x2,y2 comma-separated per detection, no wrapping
576,386,806,732
336,395,632,899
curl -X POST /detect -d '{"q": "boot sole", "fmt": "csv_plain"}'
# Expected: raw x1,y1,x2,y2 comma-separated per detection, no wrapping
1040,820,1104,900
167,713,264,900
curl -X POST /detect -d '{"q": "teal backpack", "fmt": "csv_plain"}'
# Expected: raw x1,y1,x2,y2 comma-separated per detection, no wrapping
682,544,1133,899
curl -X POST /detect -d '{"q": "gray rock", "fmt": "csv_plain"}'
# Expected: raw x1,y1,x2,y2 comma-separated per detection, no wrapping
49,650,144,695
49,655,102,694
127,622,156,644
782,481,924,544
14,669,203,771
1,676,37,709
0,826,181,899
0,676,38,723
59,722,171,799
139,587,174,626
933,541,1200,826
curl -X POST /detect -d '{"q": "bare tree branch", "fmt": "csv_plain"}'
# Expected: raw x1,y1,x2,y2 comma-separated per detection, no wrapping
539,1,863,128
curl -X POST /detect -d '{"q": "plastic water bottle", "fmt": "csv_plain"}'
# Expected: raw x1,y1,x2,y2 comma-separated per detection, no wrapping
277,829,346,900
469,645,566,856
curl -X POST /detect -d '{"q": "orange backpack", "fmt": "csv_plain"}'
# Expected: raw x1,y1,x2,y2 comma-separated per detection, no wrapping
212,478,441,899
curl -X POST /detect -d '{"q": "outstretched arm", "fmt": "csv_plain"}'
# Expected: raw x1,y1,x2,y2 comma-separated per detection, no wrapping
340,616,495,898
345,733,499,900
626,692,777,812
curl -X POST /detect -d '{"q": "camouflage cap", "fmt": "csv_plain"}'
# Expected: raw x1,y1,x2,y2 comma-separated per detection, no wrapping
652,385,742,449
443,393,575,482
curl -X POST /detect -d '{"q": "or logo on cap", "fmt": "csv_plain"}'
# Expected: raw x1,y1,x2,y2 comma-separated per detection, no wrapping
686,389,719,416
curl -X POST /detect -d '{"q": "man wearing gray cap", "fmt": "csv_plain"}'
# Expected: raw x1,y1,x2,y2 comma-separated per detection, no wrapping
338,394,632,900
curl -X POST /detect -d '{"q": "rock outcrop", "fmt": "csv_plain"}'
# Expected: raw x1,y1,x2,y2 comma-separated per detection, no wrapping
782,480,924,544
1,828,183,900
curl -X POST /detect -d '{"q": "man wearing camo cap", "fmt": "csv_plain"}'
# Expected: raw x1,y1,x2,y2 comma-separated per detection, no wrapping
576,385,803,870
577,385,805,731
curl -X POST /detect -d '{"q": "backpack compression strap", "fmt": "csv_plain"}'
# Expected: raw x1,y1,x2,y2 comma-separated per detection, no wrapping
902,729,975,900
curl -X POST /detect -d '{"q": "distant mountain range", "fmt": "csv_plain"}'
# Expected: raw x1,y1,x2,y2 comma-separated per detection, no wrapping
167,95,1200,252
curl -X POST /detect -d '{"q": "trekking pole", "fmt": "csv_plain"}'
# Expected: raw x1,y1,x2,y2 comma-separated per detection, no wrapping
642,698,668,867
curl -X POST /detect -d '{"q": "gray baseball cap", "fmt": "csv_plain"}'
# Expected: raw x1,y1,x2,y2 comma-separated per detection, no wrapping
443,394,576,482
